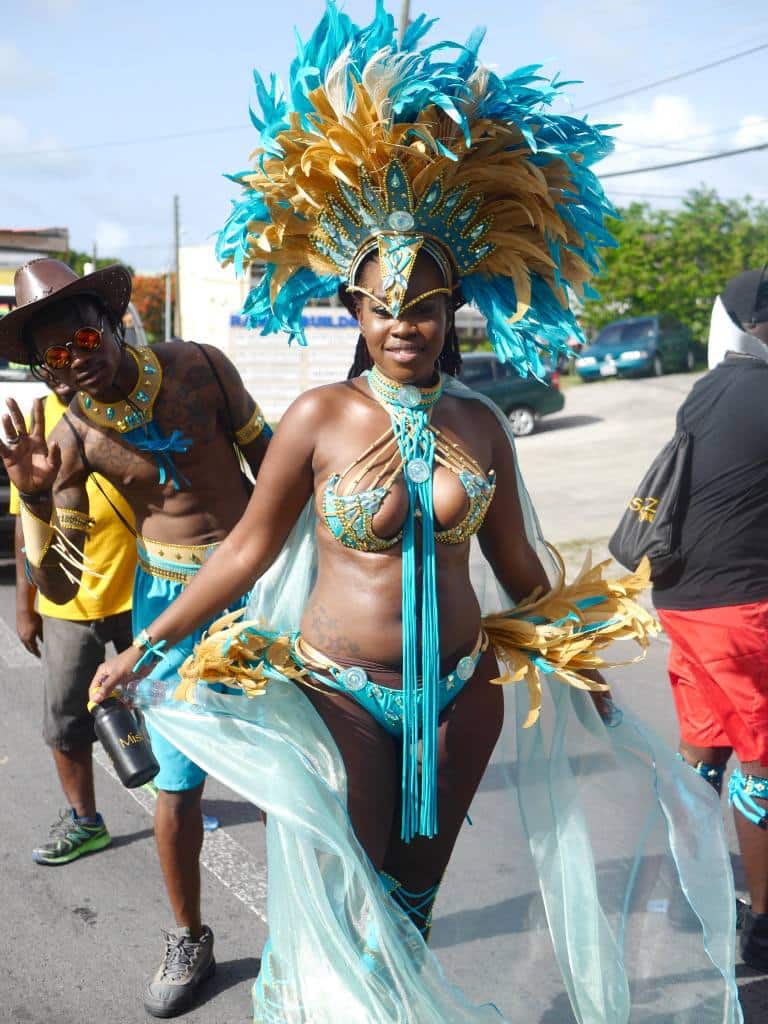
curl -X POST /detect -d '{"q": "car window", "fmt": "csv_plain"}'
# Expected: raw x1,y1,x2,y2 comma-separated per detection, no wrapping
460,360,495,384
0,357,35,382
593,319,655,347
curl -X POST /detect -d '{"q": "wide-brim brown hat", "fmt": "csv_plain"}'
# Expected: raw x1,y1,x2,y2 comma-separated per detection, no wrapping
0,258,132,364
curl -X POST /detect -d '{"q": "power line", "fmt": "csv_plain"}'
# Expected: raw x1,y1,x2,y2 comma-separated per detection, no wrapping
0,124,250,159
601,140,768,178
576,42,768,112
621,117,768,152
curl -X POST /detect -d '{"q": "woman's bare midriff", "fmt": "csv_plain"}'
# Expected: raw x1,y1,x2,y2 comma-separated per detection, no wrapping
300,527,483,670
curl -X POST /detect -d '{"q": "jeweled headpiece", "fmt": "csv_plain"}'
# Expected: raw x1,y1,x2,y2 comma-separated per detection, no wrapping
218,1,615,375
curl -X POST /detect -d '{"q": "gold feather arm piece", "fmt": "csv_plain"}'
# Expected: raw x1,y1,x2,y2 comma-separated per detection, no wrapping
175,611,308,704
483,551,659,728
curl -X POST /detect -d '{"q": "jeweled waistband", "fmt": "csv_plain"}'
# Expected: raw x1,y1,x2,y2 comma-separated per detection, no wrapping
136,536,219,584
294,630,487,691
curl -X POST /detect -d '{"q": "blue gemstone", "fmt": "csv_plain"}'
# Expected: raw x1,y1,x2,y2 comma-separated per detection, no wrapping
456,656,475,681
406,459,431,484
144,364,157,374
136,391,149,404
341,666,368,692
83,396,92,409
106,407,115,420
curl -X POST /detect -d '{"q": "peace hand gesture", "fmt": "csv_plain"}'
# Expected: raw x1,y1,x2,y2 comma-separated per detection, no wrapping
0,397,61,496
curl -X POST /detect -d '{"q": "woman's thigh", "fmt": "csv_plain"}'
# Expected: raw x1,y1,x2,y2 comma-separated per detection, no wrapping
301,682,400,868
382,647,504,889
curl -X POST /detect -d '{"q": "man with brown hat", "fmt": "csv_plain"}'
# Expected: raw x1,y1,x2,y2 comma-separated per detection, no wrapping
0,258,271,1018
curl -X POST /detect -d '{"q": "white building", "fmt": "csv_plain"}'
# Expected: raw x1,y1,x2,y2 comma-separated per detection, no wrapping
179,242,488,421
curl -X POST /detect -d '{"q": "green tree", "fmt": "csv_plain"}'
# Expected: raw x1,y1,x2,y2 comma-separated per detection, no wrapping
581,188,768,345
65,250,134,277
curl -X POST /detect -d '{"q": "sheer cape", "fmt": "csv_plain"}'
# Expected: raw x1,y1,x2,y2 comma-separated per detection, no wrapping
142,380,741,1023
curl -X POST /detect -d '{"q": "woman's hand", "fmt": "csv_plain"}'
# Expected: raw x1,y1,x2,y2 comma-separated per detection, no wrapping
0,398,61,496
89,646,153,705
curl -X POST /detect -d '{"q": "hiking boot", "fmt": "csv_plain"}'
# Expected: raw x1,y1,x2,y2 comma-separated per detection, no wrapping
143,925,215,1018
32,809,111,865
741,907,768,972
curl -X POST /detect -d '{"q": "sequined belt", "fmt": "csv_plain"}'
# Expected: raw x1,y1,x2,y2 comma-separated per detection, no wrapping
136,536,219,586
293,631,488,737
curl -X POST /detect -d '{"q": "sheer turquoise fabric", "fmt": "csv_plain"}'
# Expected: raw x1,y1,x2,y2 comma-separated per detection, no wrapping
140,379,741,1023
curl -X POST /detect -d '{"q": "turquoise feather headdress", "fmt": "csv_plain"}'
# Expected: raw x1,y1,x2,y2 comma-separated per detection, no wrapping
217,0,616,376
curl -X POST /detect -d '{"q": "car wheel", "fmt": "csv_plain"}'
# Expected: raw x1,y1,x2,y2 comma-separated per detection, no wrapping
652,355,664,377
684,349,695,371
508,406,536,437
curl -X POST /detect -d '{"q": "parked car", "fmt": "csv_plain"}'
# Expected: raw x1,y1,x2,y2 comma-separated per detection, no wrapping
574,315,696,381
459,352,564,436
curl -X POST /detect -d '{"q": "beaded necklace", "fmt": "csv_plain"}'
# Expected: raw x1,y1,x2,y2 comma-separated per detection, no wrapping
366,364,445,841
77,346,191,491
77,346,161,432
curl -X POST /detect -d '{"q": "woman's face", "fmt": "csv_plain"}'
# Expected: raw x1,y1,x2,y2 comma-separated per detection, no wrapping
354,252,450,384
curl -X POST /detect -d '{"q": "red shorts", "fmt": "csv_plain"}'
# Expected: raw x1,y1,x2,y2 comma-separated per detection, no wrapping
658,600,768,765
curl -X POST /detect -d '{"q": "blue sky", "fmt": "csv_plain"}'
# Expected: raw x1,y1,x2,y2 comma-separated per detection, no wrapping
3,0,766,273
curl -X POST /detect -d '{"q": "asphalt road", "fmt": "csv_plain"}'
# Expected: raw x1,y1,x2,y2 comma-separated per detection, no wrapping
1,371,766,1023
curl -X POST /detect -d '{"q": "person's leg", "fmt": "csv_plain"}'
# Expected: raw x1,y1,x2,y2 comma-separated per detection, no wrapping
300,682,400,866
154,784,205,936
731,759,768,915
380,647,504,939
658,610,733,794
33,616,111,865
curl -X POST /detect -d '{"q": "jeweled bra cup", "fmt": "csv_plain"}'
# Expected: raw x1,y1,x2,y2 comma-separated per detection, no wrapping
321,377,496,552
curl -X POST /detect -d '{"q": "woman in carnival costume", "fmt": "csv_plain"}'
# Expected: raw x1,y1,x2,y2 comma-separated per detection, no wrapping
90,4,742,1021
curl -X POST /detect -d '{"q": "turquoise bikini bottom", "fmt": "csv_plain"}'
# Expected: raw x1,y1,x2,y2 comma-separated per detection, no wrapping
293,633,487,737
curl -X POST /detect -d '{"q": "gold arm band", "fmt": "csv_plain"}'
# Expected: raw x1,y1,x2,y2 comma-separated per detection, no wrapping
58,508,95,534
19,501,57,567
235,404,267,447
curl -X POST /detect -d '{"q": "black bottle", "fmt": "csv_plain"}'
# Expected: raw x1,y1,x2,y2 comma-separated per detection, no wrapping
89,696,160,788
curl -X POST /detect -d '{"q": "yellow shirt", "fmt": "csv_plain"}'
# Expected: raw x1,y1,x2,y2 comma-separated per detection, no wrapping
10,395,137,621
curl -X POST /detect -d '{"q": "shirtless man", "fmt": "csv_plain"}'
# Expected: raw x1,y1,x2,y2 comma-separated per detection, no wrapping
0,259,269,1018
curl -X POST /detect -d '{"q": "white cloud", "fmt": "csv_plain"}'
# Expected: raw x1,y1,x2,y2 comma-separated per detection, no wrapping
0,42,54,92
735,115,768,148
0,113,84,177
95,220,129,254
605,94,715,167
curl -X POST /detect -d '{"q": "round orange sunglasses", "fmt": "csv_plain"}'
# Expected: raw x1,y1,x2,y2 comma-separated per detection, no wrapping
42,312,104,370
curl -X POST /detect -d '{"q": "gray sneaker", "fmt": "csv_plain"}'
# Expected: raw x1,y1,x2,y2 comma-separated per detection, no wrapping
143,925,215,1018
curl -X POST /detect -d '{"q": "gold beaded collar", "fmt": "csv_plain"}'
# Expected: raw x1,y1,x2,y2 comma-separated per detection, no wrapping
77,346,162,433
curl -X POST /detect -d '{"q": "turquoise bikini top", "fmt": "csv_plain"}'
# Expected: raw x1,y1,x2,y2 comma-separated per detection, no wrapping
322,369,496,552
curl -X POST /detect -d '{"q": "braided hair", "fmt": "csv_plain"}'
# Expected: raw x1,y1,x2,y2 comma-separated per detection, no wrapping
346,321,462,379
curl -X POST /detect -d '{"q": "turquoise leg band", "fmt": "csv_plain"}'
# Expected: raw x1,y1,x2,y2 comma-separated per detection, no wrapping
380,871,441,940
728,767,768,828
677,753,725,796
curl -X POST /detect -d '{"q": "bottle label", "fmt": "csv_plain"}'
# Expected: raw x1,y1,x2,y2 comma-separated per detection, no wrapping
119,732,145,748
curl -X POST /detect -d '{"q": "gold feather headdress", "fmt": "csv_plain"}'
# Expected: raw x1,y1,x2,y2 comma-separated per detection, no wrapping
217,1,615,374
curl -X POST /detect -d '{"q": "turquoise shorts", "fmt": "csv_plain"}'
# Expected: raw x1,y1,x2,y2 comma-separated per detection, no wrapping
133,542,249,792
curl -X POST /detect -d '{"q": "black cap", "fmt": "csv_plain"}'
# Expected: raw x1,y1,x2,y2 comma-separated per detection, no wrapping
722,267,768,328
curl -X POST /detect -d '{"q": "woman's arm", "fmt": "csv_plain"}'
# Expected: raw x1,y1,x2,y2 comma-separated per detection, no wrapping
89,388,324,699
477,413,551,602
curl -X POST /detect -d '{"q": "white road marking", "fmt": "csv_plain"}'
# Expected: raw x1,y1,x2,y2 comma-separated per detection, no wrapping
0,615,40,667
93,746,268,922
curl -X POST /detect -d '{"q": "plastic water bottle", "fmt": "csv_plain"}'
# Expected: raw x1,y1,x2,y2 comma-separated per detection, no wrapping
89,696,160,788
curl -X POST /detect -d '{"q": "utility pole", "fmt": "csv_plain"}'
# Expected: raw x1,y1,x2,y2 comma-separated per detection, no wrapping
164,271,172,342
398,0,410,46
92,241,98,267
173,194,182,339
